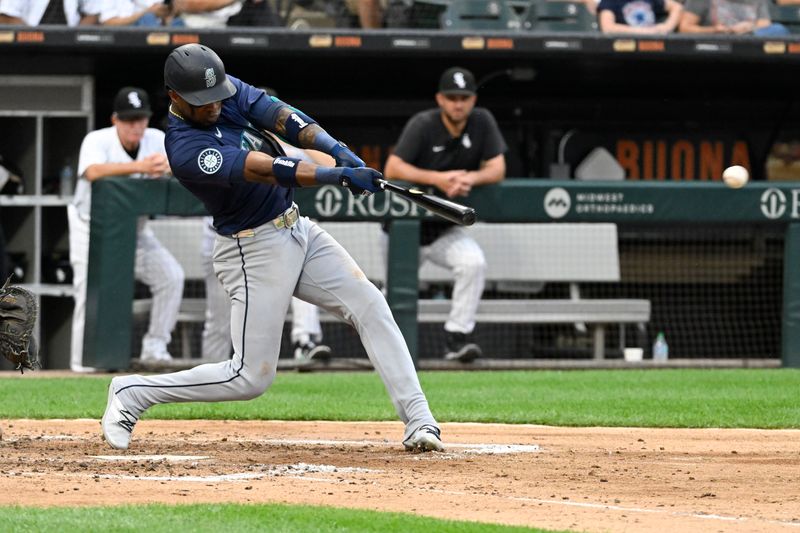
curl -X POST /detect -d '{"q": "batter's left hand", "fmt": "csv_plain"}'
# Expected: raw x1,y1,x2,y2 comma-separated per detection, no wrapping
332,142,366,168
340,167,382,196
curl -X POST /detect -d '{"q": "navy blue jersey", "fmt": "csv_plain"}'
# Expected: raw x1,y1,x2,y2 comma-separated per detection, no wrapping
165,75,293,235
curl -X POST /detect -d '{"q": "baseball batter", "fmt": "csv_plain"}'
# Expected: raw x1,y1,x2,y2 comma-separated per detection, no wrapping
69,86,184,373
101,44,442,452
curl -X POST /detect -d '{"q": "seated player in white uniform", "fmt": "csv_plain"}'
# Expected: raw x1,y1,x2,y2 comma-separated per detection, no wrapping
68,86,184,372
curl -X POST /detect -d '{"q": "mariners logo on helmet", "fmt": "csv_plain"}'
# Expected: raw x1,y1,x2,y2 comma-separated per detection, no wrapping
198,148,223,174
205,68,216,88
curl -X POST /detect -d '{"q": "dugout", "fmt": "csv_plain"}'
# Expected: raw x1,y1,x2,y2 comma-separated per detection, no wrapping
1,26,799,369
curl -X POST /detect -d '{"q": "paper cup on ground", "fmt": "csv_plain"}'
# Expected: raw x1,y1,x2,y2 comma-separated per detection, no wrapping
624,347,643,362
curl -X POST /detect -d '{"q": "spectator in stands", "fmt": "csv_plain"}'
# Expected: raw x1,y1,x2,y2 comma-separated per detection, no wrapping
68,86,184,372
381,0,446,28
201,86,334,363
346,0,387,28
679,0,790,36
101,1,184,27
226,0,280,26
172,0,243,27
0,0,101,26
383,66,506,363
598,0,683,34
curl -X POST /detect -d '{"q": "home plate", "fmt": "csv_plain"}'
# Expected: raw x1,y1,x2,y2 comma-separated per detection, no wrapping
89,455,211,462
450,444,540,454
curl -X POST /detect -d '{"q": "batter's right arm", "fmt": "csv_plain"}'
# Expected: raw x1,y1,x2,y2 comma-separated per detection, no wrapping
239,80,365,168
241,151,381,195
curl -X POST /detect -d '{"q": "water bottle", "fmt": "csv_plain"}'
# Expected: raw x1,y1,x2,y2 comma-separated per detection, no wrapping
59,164,74,197
652,331,669,363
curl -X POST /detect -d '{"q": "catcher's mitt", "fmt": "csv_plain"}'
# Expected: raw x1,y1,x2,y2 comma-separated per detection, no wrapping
0,277,39,373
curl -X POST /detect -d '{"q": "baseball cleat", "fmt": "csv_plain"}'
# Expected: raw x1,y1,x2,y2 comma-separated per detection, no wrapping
140,337,173,363
139,349,173,363
101,378,137,450
403,424,444,452
70,364,99,373
443,332,482,362
293,341,332,361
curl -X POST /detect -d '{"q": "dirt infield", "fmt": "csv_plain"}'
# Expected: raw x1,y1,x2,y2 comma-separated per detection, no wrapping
0,420,798,532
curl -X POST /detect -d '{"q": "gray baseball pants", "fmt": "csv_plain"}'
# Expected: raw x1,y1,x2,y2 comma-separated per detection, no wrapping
201,215,328,360
114,212,437,441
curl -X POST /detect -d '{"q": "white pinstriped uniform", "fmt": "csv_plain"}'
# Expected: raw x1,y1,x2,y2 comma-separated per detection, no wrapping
69,126,184,370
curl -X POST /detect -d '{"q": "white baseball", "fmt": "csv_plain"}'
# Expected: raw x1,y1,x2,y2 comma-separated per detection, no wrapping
722,165,749,189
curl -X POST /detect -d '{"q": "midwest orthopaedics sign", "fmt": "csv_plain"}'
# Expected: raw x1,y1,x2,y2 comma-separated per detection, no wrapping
544,187,655,220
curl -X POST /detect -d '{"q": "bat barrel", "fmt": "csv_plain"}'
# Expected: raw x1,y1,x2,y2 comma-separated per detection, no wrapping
461,208,477,226
377,179,476,226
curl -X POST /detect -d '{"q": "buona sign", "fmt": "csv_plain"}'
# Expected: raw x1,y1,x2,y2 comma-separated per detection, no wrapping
565,131,756,181
616,139,750,181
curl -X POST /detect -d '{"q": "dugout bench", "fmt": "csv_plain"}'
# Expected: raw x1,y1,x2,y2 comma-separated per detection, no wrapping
141,219,650,361
319,221,650,360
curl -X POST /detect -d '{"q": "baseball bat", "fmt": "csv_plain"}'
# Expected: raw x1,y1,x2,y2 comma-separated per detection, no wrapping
377,179,477,226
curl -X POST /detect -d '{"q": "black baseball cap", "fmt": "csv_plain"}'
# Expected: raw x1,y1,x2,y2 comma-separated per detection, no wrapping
438,67,477,96
113,87,152,120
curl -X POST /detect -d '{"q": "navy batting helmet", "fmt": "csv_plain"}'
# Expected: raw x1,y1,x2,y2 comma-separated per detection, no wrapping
164,44,236,106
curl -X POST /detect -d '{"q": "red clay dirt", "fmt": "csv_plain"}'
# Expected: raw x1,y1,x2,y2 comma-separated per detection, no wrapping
1,419,798,532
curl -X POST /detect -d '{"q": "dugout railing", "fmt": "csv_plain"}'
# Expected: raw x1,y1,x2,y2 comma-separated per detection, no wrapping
83,178,800,369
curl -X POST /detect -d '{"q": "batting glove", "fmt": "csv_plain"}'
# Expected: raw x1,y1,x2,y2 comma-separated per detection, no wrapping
331,141,366,168
340,167,382,196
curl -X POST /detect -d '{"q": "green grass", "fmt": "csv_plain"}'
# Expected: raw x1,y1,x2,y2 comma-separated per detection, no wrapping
0,503,556,532
2,370,797,532
1,369,799,428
